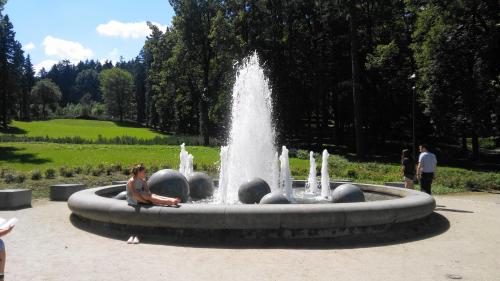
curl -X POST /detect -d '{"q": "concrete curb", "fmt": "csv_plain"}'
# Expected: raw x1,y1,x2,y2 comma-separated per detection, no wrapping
68,182,435,231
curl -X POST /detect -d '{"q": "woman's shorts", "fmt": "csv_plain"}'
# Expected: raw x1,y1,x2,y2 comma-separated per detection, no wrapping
0,239,4,251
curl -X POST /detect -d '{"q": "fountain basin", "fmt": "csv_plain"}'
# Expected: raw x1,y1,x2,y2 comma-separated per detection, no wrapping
68,182,435,238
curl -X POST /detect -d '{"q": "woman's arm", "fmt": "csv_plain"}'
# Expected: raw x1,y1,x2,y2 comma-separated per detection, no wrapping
142,179,151,193
0,226,13,238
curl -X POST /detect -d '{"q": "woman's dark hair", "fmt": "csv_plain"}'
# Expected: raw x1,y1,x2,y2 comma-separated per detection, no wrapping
401,149,411,161
131,164,146,176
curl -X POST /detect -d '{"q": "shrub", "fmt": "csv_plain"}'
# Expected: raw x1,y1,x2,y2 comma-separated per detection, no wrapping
106,167,113,176
15,174,26,183
45,168,56,179
111,163,122,172
150,165,159,173
73,166,83,174
4,173,15,183
90,164,106,176
59,166,74,177
31,170,42,180
122,167,131,176
347,169,358,179
0,168,8,178
92,168,103,177
83,165,92,175
296,149,310,160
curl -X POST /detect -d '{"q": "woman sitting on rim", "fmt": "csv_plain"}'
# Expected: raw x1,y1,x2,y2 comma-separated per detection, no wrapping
127,164,180,207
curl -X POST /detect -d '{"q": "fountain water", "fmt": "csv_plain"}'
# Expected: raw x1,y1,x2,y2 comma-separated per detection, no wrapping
320,149,330,198
218,146,229,203
306,151,319,194
218,53,277,203
279,146,293,200
179,143,194,177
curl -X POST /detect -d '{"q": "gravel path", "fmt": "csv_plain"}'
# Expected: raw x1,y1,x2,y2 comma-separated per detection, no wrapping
1,193,499,281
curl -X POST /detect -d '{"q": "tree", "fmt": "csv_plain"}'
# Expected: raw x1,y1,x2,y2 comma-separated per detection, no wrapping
20,54,35,120
75,69,101,101
412,1,500,159
0,11,24,128
99,68,134,122
31,79,62,119
45,60,78,104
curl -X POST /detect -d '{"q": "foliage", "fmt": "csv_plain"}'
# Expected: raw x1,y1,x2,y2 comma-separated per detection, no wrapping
31,169,41,180
30,79,62,118
99,68,134,122
44,168,56,179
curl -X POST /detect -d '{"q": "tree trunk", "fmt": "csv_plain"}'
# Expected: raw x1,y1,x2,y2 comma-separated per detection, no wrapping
349,1,366,158
471,130,479,160
461,131,468,153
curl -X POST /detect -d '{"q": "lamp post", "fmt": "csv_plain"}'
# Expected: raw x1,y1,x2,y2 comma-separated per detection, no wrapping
409,73,416,161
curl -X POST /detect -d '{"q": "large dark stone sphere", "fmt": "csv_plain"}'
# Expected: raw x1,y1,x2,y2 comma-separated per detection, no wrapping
147,169,189,202
113,191,127,200
331,183,365,203
259,192,290,204
238,178,271,204
188,172,214,200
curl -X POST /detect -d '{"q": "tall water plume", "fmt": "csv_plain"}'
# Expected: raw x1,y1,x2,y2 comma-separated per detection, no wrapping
218,53,277,203
306,151,319,194
320,149,330,198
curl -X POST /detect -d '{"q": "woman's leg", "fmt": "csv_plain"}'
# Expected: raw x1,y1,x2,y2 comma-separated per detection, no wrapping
0,249,5,280
141,193,178,206
150,194,179,205
406,179,414,189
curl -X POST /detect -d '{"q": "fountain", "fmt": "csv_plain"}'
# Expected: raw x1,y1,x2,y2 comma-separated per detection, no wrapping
218,53,277,203
320,150,330,198
306,151,318,194
68,53,435,239
179,143,193,178
279,146,293,200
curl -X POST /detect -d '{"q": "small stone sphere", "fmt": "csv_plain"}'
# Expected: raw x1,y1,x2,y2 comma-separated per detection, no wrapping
331,183,365,203
259,192,290,204
238,178,271,204
147,169,190,202
113,191,127,200
188,172,214,200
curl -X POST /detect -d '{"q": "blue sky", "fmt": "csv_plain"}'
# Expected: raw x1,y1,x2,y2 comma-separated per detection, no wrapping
4,0,174,74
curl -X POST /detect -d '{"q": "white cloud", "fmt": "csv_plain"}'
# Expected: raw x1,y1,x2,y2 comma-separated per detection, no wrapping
34,59,58,74
42,35,93,63
99,48,120,64
96,20,168,39
23,42,35,51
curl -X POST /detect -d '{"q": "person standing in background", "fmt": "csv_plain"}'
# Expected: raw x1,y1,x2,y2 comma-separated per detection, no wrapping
417,144,437,195
401,149,415,189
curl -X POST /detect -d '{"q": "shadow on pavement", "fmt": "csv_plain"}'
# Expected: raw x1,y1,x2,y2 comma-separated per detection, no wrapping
70,212,450,250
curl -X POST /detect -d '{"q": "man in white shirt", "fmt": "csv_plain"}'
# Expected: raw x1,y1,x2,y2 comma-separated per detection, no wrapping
417,144,437,195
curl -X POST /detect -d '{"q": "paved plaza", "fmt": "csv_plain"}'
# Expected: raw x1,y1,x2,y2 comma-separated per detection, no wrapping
1,193,499,281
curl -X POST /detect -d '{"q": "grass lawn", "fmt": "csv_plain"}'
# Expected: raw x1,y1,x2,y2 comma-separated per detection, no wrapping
1,119,166,140
2,142,499,198
0,142,219,172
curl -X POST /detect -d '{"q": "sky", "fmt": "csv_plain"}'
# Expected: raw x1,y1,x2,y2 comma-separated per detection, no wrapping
4,0,174,74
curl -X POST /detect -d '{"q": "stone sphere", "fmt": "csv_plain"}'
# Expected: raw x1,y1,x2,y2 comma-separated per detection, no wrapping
147,169,189,202
113,191,127,200
331,183,365,203
259,192,290,204
238,178,271,204
188,172,214,200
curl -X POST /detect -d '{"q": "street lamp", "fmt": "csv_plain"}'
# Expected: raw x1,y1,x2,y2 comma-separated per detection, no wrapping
409,74,416,162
